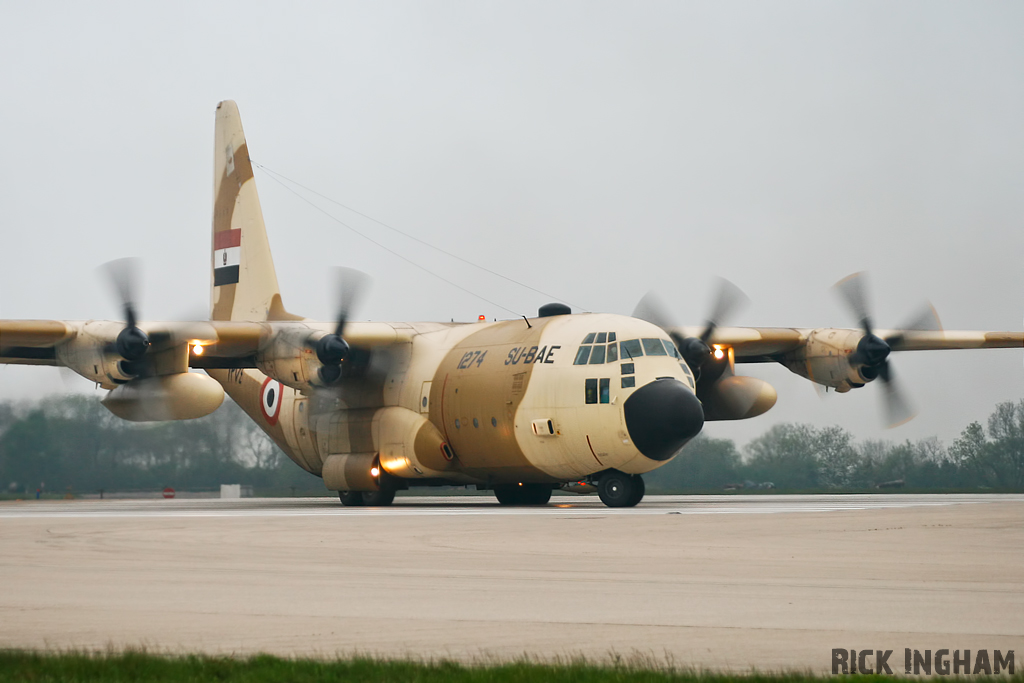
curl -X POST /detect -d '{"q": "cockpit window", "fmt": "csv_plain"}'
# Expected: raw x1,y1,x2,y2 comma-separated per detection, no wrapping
575,333,619,365
574,346,592,365
663,340,681,358
619,339,642,359
642,338,668,356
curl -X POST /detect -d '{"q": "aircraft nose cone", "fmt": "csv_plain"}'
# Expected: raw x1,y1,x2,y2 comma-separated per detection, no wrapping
623,379,704,461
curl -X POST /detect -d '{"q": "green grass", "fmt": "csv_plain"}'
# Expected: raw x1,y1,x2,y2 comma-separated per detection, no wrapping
0,652,1021,683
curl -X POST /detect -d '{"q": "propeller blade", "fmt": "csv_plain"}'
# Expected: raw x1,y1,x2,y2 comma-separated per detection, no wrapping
877,362,915,428
101,257,142,328
332,266,370,338
632,291,675,330
833,271,873,336
886,304,943,348
699,277,750,344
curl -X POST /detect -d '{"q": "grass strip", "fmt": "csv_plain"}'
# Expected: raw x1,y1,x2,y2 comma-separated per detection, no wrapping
1,651,1022,683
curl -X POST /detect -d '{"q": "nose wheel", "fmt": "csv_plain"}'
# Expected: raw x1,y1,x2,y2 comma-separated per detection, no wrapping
598,471,645,507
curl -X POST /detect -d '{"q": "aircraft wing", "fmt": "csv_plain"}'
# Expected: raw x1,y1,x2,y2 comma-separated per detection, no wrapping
668,326,1024,361
0,319,414,369
0,320,74,365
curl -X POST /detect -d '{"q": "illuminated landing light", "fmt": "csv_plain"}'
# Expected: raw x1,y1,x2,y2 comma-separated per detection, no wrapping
713,345,725,360
192,344,204,356
370,467,380,477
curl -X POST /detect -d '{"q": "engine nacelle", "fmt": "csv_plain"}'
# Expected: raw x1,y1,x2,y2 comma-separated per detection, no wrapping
781,328,870,392
254,327,327,391
701,375,777,421
101,372,225,422
55,321,139,387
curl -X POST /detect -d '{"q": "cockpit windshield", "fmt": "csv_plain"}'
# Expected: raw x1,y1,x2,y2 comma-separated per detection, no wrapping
575,334,681,365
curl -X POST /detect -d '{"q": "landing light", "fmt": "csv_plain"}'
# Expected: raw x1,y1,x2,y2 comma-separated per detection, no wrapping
370,467,380,478
713,346,725,360
192,344,204,356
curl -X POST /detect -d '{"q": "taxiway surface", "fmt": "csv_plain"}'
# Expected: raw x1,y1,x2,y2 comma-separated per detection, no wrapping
1,494,1022,672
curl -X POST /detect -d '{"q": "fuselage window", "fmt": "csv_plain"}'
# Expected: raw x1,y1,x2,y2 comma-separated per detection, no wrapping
599,378,610,404
606,343,618,363
642,338,668,356
585,378,598,404
589,345,606,364
574,346,592,365
621,376,636,388
619,339,642,359
621,362,635,375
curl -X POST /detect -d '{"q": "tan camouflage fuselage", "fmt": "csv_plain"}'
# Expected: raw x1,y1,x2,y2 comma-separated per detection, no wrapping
210,313,698,487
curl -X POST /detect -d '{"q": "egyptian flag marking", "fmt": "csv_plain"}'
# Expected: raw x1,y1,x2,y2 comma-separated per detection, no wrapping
214,229,241,286
260,377,283,426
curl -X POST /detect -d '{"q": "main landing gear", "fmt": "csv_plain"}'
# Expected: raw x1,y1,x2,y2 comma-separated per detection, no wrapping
494,483,552,505
597,471,645,508
338,473,398,507
338,488,397,506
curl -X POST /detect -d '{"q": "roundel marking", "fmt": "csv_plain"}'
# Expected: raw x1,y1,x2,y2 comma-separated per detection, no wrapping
260,377,283,426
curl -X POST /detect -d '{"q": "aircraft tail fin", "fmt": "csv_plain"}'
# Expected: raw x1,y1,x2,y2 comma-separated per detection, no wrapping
210,100,299,322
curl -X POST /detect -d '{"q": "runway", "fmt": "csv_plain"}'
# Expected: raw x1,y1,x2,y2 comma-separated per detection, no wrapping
1,494,1022,672
2,492,1018,518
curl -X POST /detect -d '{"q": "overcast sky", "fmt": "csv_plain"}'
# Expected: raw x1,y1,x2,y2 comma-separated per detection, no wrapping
1,2,1022,447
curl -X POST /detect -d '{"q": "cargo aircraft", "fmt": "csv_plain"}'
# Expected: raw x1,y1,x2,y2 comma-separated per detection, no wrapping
1,101,1020,507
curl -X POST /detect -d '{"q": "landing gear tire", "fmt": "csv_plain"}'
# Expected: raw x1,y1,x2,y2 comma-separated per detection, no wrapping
362,471,398,506
494,484,552,505
598,471,645,508
362,487,396,506
338,490,364,506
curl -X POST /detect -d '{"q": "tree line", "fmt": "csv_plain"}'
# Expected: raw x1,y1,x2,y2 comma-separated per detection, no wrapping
647,400,1024,492
0,395,319,496
1,395,1022,495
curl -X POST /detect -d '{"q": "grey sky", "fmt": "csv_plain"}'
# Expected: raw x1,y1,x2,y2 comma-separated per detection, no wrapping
1,2,1022,447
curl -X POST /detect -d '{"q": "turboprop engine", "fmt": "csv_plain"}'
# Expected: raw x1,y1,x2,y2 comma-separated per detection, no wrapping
781,327,874,392
54,321,144,387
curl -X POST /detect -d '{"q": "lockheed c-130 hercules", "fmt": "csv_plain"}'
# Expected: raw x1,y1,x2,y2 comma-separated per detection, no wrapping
1,101,1021,508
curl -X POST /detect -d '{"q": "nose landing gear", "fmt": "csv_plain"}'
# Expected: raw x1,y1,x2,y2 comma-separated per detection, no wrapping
597,471,645,507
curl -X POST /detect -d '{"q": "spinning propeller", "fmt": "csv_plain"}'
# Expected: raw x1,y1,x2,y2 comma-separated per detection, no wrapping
314,267,369,385
634,277,750,373
832,272,941,428
101,258,151,365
